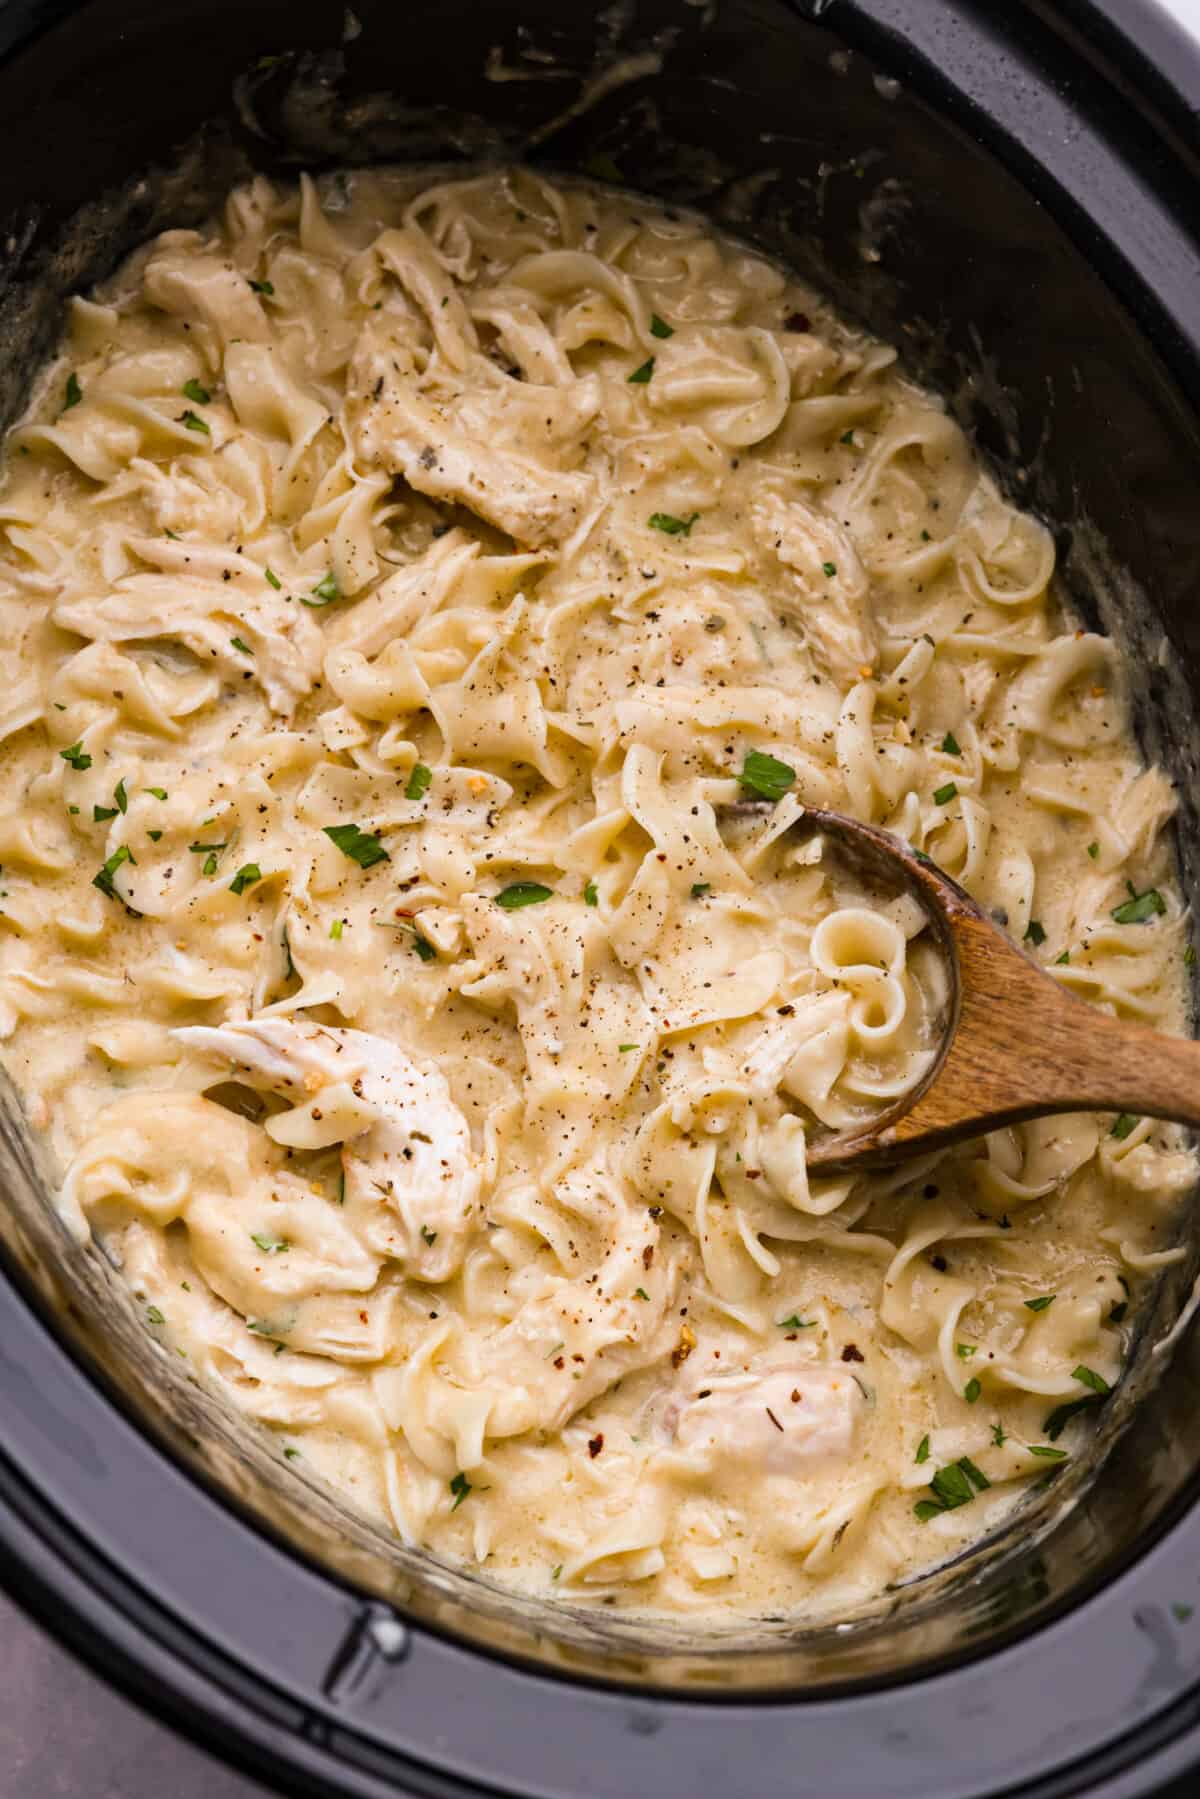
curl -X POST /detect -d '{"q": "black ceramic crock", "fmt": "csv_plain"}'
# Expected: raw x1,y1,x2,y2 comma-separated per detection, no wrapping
1,1,1200,1794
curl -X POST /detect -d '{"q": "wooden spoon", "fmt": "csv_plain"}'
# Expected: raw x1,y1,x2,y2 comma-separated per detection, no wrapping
793,808,1200,1174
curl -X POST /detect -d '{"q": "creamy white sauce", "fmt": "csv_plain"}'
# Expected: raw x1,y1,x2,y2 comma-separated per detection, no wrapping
0,165,1192,1622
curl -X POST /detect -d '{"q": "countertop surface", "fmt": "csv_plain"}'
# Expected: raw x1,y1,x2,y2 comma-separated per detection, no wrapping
3,2,1200,1795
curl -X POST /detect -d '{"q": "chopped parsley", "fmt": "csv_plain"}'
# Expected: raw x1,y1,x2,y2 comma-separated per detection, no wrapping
421,1225,438,1245
933,781,957,805
1173,1603,1194,1623
740,749,796,802
145,787,168,800
916,1456,991,1520
1055,951,1070,965
301,571,341,607
1028,1444,1068,1460
323,822,390,868
179,408,210,435
283,1447,301,1461
113,779,127,814
963,1378,981,1404
412,935,437,962
690,881,711,899
956,1343,976,1360
840,430,856,445
405,763,432,801
618,1043,638,1053
777,1314,815,1330
229,863,263,895
941,731,961,755
330,918,343,940
248,277,274,295
822,560,837,578
449,1471,472,1510
93,844,134,899
495,882,553,909
1043,1396,1101,1441
147,830,162,842
1024,1295,1056,1312
230,635,252,654
991,1422,1007,1447
648,510,700,536
628,357,655,384
264,567,282,590
93,804,118,823
633,1286,650,1300
60,742,91,770
915,1434,930,1464
1025,919,1047,947
649,313,674,339
63,372,83,410
182,378,211,404
189,840,226,877
1087,841,1100,859
1111,1112,1139,1140
250,1231,289,1254
584,880,599,906
1073,1364,1110,1396
146,1305,165,1325
1112,884,1166,925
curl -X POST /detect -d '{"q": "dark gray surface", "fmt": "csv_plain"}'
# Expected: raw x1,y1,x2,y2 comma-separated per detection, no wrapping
0,1587,277,1798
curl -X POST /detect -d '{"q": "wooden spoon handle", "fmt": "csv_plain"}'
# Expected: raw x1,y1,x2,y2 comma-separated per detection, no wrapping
800,811,1200,1172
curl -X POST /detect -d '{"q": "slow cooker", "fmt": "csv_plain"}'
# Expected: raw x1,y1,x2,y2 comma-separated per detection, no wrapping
2,1,1200,1793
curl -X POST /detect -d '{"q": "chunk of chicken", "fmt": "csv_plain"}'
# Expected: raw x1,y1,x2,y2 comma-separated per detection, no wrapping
175,1018,481,1281
750,485,877,683
356,382,594,549
670,1363,863,1475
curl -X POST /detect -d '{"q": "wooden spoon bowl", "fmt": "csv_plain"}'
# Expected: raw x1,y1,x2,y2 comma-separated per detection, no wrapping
793,809,1200,1174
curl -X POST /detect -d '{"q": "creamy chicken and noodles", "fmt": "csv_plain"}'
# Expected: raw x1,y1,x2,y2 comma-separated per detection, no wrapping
0,167,1192,1620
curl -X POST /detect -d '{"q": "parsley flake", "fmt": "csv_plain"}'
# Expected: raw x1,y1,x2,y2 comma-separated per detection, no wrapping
1073,1364,1110,1396
740,749,796,802
248,278,274,295
323,823,390,869
93,804,118,823
146,1305,165,1325
648,510,700,536
1112,885,1166,925
1111,1112,1139,1140
449,1471,472,1510
1087,841,1100,859
822,560,837,578
1025,919,1047,947
250,1231,289,1254
634,1286,650,1300
63,372,83,410
330,919,343,940
628,357,655,384
179,408,210,435
60,742,91,770
690,881,711,899
230,635,252,654
301,571,340,608
777,1314,815,1330
405,763,432,801
421,1225,438,1245
649,313,674,339
413,935,437,962
1028,1444,1068,1460
264,567,282,590
229,863,263,895
182,378,211,404
941,732,961,755
933,781,957,805
145,787,168,800
584,879,599,906
1024,1295,1056,1312
495,882,553,909
93,844,134,899
915,1434,930,1464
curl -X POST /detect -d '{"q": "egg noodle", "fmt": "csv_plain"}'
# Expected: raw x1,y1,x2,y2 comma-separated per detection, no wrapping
0,167,1191,1618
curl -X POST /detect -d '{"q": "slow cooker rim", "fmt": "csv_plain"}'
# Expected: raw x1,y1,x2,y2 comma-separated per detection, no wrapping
2,0,1200,1792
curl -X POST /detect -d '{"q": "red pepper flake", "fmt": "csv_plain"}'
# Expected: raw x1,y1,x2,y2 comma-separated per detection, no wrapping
588,1434,604,1458
841,1344,865,1363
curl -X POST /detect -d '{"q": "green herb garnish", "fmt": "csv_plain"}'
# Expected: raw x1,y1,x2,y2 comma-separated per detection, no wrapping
230,636,252,654
495,882,553,909
1112,884,1166,925
249,278,274,295
1024,1295,1056,1312
964,1378,981,1404
777,1314,815,1330
941,732,961,755
180,408,210,435
413,935,437,962
1111,1112,1139,1140
93,804,118,823
628,357,655,384
822,560,837,578
145,787,168,800
740,749,796,802
250,1231,289,1254
634,1286,650,1300
915,1434,930,1464
690,881,711,898
264,567,282,590
584,880,599,906
1073,1364,1110,1396
63,372,83,410
648,511,700,537
1025,920,1047,946
330,919,343,940
449,1471,472,1510
229,863,263,895
60,742,91,770
1087,841,1099,859
933,781,957,805
421,1225,438,1244
323,823,390,869
93,844,134,899
182,378,211,404
649,313,674,339
301,571,340,608
1028,1444,1068,1460
146,1305,165,1325
405,763,432,801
